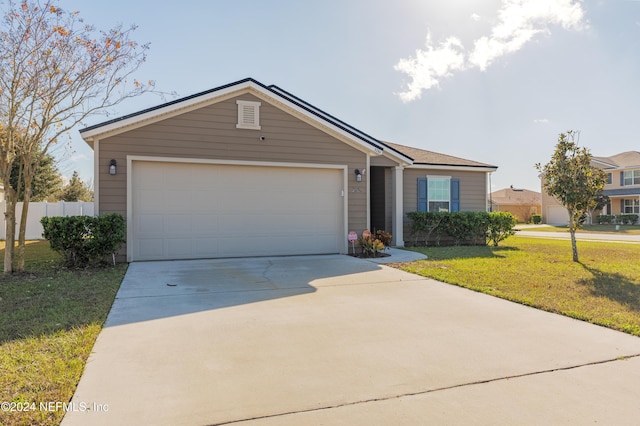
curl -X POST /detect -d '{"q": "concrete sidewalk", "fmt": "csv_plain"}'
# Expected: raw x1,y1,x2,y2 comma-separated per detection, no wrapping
63,255,640,425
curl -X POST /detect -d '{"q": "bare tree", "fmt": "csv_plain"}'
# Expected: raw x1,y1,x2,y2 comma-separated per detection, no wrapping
0,0,153,272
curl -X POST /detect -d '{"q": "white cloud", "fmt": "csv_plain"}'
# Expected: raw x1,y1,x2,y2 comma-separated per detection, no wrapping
471,13,481,22
533,118,550,124
395,33,465,102
395,0,587,102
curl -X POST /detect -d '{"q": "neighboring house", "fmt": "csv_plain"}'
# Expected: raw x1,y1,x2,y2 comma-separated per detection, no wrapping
490,186,541,223
540,151,640,224
80,78,497,262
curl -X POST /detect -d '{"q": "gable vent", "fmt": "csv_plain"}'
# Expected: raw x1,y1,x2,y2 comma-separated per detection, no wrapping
236,100,261,130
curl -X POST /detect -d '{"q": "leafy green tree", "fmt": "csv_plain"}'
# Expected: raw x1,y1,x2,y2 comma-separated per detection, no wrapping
60,171,93,202
536,131,607,262
10,152,63,201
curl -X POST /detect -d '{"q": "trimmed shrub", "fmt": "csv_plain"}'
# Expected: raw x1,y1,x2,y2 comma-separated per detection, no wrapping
406,211,447,246
597,214,614,224
406,211,516,247
531,214,542,224
41,213,126,267
487,212,517,247
618,214,639,225
445,212,489,246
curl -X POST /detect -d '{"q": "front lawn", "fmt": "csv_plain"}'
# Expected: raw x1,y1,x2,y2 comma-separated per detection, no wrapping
397,236,640,336
0,241,126,426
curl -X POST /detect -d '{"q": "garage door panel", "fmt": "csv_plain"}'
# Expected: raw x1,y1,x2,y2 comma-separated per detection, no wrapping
166,215,193,233
190,167,221,188
136,166,164,188
166,239,193,257
137,190,167,210
136,239,164,258
132,162,344,260
192,215,219,232
137,215,164,234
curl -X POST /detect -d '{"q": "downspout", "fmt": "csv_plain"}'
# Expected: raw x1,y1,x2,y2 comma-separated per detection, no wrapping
93,139,100,215
366,153,371,231
488,171,493,212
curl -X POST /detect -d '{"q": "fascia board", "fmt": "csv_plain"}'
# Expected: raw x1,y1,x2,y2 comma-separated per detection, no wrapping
80,79,411,164
80,80,257,144
409,164,498,172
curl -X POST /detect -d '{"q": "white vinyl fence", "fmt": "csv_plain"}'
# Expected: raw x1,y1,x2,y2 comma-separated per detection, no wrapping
0,201,94,240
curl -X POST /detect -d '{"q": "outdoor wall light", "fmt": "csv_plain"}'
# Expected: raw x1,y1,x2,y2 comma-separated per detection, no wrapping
109,159,117,175
354,169,362,182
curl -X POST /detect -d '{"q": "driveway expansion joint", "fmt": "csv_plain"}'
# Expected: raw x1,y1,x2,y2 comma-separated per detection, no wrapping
210,353,640,426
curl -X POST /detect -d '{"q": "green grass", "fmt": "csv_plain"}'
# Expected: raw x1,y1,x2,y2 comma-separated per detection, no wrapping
521,224,640,234
0,241,127,426
397,236,640,336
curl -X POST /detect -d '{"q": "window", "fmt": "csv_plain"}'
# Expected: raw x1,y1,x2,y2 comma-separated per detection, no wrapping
623,199,640,214
606,173,612,185
623,170,640,186
428,177,450,212
417,177,460,212
236,100,261,130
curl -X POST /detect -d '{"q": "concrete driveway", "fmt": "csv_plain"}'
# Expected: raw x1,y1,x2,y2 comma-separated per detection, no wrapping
63,254,640,425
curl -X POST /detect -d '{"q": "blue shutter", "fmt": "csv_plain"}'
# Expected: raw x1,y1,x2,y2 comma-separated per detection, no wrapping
418,178,427,212
621,172,625,186
450,178,460,212
621,199,625,214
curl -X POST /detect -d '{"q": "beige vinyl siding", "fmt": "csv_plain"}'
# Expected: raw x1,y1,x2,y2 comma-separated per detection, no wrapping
402,168,488,242
98,94,368,255
370,155,399,167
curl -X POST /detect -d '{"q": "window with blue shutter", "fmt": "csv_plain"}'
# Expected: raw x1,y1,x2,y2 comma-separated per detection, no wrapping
450,178,460,212
418,177,460,212
418,178,427,212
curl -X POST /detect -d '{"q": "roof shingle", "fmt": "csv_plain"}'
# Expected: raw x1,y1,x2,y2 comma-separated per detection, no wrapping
383,142,496,168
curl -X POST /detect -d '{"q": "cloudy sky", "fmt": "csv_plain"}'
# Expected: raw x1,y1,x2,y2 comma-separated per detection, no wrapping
54,0,639,192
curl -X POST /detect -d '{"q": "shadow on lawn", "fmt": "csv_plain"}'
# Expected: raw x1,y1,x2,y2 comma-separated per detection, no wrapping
409,245,520,261
578,263,640,311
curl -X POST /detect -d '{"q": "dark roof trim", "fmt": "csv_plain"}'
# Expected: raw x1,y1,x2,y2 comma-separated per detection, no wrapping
80,78,412,162
266,84,389,154
81,78,257,133
603,188,640,197
413,162,498,169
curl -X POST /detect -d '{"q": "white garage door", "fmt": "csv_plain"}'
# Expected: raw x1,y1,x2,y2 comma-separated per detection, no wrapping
546,206,569,225
131,161,345,261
